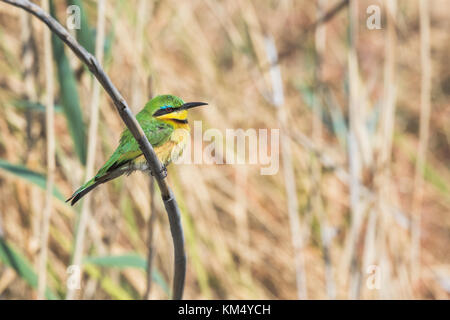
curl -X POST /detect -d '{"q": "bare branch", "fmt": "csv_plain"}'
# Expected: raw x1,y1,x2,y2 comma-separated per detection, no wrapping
2,0,186,299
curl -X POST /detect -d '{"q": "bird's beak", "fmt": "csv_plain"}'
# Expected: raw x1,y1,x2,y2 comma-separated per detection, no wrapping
153,102,208,117
179,102,208,111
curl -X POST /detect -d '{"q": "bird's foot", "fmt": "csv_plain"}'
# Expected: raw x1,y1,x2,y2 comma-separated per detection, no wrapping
151,164,167,178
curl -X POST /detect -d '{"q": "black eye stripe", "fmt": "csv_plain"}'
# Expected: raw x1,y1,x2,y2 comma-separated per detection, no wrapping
153,106,177,117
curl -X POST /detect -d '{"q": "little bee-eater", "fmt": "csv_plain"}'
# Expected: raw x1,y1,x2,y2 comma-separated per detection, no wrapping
67,94,207,206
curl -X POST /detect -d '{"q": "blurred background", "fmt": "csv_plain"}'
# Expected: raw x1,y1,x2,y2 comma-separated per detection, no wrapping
0,0,449,299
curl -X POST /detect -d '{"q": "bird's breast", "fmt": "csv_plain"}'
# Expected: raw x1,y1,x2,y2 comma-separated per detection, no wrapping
158,127,190,164
132,127,190,171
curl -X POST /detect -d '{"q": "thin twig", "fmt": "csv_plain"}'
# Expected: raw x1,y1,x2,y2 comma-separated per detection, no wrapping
205,0,348,89
37,0,54,300
269,0,349,68
3,0,186,300
66,0,106,300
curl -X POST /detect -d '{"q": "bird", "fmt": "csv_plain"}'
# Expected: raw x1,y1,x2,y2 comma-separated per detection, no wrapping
66,94,207,206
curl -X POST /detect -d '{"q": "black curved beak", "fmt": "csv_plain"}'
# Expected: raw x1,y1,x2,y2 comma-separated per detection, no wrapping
179,102,208,111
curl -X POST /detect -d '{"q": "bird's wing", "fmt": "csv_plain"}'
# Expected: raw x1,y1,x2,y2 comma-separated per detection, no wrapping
95,121,174,177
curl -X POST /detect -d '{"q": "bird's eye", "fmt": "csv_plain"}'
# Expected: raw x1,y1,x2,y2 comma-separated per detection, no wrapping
161,105,173,113
153,105,176,117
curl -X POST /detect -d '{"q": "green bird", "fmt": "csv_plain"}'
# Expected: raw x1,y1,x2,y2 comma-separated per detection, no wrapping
66,94,207,206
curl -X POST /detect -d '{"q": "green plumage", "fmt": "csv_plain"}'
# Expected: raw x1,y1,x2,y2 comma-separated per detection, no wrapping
67,95,185,205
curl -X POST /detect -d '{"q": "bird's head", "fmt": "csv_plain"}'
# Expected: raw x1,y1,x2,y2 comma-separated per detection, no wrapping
144,94,207,124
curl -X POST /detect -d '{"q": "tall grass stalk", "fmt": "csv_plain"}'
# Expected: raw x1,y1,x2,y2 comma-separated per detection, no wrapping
411,0,431,288
130,0,149,112
20,11,42,258
66,0,106,300
265,35,307,299
313,0,336,300
37,0,54,300
376,0,398,298
145,79,156,300
345,0,363,299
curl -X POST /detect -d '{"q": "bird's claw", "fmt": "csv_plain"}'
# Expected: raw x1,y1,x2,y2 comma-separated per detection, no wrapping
160,165,168,178
151,164,167,178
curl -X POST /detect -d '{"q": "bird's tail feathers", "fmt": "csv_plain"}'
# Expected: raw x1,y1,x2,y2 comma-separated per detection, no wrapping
66,169,124,206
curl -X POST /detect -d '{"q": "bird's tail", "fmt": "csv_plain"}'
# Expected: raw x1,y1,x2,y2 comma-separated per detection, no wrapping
66,177,99,206
66,169,124,206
